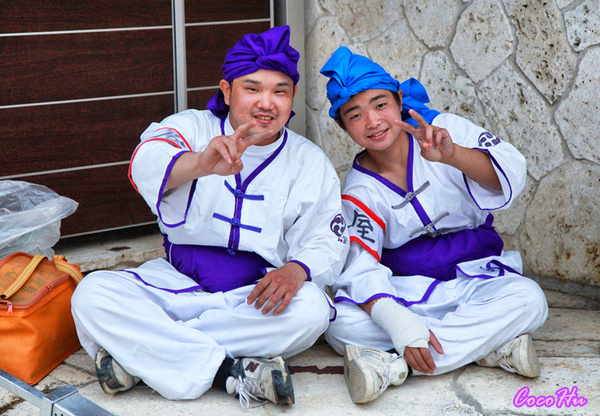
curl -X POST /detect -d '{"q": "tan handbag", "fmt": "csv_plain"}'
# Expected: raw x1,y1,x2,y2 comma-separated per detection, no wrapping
0,252,83,384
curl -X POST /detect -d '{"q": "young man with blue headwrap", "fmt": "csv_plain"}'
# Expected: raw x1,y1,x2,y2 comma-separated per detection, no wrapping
71,26,349,407
320,46,548,403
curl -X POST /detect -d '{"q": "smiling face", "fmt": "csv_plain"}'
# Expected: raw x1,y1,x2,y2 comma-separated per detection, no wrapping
337,89,405,152
220,68,297,146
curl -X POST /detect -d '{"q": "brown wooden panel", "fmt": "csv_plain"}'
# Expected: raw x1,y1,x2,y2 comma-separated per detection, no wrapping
0,0,171,33
1,95,174,177
22,166,157,236
1,30,173,106
186,0,270,23
187,88,220,111
186,22,271,88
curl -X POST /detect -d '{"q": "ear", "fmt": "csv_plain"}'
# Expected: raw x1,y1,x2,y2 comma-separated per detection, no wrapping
220,79,231,105
293,85,298,98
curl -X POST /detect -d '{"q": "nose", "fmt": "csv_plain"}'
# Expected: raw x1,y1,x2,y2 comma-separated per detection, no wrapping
258,92,274,109
365,110,380,129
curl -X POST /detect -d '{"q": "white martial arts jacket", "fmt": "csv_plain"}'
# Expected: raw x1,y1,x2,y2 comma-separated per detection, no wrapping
129,109,349,290
332,113,527,305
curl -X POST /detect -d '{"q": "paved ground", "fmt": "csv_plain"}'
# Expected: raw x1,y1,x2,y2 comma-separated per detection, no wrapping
1,232,599,415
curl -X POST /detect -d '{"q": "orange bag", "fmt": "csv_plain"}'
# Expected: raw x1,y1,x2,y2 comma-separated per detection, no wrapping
0,252,83,384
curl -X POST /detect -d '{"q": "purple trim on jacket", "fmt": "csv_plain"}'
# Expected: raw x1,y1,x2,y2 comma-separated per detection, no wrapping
122,270,205,294
157,150,197,228
455,258,523,279
288,260,312,281
334,279,443,308
353,151,406,196
464,148,514,211
217,119,288,253
351,135,434,231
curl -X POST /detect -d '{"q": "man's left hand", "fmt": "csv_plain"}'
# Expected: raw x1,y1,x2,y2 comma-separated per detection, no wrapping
246,262,308,316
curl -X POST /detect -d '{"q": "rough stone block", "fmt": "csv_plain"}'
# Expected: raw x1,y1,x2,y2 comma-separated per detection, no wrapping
522,161,600,286
478,62,564,180
450,0,513,83
503,0,577,104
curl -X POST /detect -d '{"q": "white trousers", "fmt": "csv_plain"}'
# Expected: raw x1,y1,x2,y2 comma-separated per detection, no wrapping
325,274,548,375
71,259,331,400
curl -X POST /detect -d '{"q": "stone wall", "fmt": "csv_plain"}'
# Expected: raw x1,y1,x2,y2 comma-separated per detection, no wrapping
304,0,600,296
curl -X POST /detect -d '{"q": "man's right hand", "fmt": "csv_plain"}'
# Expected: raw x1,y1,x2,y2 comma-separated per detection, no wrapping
165,119,273,189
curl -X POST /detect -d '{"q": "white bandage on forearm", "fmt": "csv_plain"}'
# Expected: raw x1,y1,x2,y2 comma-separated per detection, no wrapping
371,297,430,355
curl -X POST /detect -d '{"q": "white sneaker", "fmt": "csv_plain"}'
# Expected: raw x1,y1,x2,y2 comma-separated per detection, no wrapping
476,334,540,378
226,356,294,408
344,345,409,404
95,348,141,395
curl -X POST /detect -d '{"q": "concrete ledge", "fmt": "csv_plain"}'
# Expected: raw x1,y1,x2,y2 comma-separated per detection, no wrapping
54,225,165,273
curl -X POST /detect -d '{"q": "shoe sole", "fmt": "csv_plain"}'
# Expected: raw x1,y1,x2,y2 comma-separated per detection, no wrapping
517,334,540,378
344,346,376,404
95,351,121,395
95,349,139,395
271,357,295,405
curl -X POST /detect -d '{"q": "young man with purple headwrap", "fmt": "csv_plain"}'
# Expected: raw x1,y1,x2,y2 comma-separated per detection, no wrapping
71,26,349,407
319,46,548,403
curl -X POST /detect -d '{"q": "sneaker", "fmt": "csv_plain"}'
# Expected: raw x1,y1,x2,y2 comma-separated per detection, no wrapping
344,345,409,404
476,334,540,378
226,356,294,408
95,348,141,395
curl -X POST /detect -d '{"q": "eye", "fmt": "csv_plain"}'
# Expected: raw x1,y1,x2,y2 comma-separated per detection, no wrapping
376,102,387,109
348,113,361,120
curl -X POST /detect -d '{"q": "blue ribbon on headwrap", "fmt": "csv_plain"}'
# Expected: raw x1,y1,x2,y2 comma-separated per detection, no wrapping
207,26,300,120
320,46,439,126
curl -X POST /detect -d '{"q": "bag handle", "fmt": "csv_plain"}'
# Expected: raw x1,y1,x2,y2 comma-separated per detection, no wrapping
0,254,84,300
52,255,84,283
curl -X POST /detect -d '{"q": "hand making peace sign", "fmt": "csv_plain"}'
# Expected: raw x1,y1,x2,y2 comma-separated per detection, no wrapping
199,119,277,177
395,109,455,163
165,120,279,189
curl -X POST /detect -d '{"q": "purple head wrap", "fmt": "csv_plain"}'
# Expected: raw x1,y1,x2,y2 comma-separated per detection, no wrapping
207,25,300,120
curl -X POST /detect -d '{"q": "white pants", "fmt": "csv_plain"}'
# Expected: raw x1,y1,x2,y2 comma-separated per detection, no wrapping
71,259,331,400
325,274,548,375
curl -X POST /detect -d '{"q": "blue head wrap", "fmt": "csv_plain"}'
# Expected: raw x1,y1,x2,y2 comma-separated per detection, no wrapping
207,26,300,120
320,46,439,126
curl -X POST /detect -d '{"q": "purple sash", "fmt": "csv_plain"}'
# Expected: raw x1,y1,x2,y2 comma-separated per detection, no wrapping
380,215,503,281
164,236,273,293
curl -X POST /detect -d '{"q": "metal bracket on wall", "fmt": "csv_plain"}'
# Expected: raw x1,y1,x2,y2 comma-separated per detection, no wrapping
0,369,114,416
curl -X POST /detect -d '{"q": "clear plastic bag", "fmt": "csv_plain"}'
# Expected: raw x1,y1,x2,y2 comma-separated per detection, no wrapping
0,180,78,259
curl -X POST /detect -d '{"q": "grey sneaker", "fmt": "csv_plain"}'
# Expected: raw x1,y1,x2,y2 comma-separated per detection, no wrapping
476,334,540,378
95,348,141,395
226,356,294,408
344,345,409,404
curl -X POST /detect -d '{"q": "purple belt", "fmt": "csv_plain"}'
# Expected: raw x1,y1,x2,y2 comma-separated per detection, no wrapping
381,215,503,281
163,236,273,293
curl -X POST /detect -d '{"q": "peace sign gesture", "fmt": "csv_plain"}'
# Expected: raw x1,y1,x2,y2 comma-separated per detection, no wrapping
395,109,455,163
201,119,276,176
165,120,278,189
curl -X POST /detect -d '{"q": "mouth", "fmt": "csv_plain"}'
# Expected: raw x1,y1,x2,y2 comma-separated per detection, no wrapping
368,129,388,139
254,114,276,125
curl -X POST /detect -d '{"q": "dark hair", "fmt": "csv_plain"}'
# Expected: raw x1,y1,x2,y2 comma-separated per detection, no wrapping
336,90,402,130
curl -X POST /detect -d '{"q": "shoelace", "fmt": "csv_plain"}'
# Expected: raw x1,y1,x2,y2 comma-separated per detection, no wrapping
359,349,396,394
234,376,266,409
486,341,518,374
496,356,517,374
